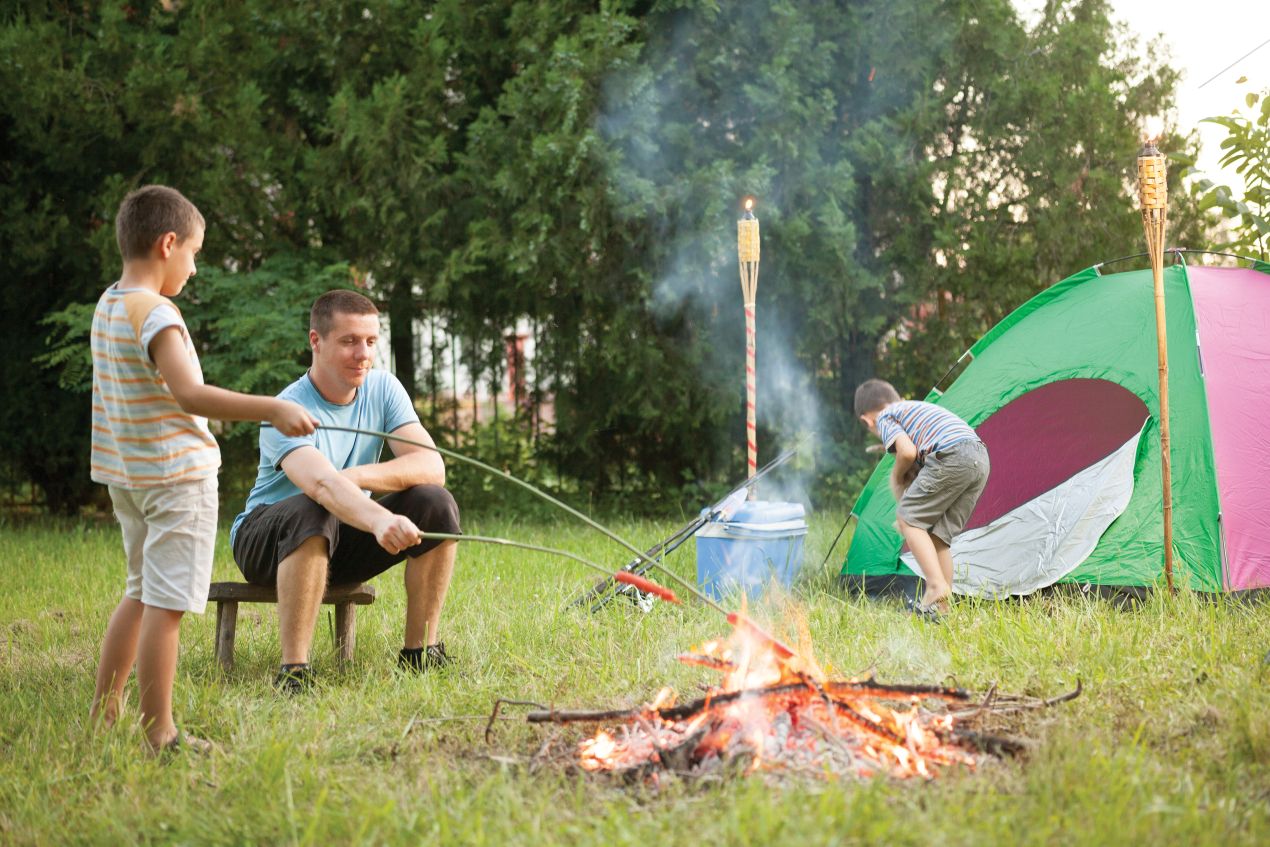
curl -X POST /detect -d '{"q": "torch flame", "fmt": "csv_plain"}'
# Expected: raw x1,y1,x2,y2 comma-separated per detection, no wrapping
744,198,754,212
1142,116,1164,147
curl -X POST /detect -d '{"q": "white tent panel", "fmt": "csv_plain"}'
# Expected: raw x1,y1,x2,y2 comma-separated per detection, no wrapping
901,424,1145,597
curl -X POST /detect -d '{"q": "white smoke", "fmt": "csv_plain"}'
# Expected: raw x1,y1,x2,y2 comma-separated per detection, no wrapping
596,6,829,510
880,629,952,681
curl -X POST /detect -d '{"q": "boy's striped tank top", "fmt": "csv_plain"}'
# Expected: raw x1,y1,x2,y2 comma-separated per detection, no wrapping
90,286,220,488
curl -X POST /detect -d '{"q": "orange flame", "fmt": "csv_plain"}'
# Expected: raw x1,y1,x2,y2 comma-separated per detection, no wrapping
572,609,980,781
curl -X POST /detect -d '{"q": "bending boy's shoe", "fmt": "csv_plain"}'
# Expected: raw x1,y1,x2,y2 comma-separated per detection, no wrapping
903,596,944,624
398,642,454,673
155,729,214,757
274,663,315,694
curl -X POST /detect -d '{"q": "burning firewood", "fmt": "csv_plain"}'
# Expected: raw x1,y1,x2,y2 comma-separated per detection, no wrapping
725,611,796,659
496,613,1079,783
676,653,737,673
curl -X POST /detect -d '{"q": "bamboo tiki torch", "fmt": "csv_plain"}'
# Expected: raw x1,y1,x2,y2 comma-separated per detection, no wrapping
1137,139,1174,592
738,198,761,498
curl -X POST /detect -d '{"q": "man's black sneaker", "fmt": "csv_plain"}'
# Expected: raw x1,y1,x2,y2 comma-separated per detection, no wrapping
398,642,454,673
274,663,314,694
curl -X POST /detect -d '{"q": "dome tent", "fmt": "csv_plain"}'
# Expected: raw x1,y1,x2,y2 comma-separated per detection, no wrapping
842,258,1270,596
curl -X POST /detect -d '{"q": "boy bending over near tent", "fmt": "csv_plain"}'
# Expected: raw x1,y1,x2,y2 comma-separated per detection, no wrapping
854,379,990,620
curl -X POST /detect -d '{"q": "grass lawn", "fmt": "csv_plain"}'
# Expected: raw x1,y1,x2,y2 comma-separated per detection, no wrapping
0,510,1267,846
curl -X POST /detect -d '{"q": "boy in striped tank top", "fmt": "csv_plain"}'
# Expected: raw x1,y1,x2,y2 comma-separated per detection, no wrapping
89,186,318,752
855,379,990,619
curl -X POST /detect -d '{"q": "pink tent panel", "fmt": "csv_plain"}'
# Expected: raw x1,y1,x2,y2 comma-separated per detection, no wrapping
1189,266,1270,591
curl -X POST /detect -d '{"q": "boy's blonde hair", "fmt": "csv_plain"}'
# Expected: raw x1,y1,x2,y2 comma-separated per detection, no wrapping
115,185,205,260
854,378,901,417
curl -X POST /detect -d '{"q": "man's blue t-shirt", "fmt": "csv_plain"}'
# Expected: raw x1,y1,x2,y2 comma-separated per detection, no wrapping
230,369,419,546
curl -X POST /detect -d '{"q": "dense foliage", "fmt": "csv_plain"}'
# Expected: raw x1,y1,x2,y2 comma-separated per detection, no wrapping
2,0,1207,513
1186,86,1270,260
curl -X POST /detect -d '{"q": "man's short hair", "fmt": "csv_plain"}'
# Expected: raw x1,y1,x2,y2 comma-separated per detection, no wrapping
310,289,379,336
854,378,902,417
115,185,205,260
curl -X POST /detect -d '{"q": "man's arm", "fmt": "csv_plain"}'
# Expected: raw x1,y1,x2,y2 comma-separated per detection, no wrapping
341,422,446,493
281,446,422,554
890,432,919,501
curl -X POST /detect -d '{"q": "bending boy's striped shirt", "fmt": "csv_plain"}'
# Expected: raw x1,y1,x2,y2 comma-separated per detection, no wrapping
875,400,978,458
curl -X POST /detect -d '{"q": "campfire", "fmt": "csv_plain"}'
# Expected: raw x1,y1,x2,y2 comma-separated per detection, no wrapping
499,610,1076,784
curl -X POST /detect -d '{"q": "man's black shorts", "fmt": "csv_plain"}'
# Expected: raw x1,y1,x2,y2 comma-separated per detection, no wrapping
232,484,461,587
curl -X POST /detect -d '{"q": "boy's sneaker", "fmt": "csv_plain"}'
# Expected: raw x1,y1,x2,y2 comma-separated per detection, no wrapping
398,642,453,673
903,596,944,624
274,663,315,694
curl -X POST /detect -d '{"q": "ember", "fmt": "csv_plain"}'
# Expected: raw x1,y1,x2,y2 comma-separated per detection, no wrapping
521,612,1038,782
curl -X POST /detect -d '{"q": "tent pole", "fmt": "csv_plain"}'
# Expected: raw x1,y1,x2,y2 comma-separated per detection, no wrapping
1137,141,1175,592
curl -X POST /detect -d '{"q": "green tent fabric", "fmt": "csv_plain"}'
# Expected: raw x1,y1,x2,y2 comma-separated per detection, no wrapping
842,261,1270,595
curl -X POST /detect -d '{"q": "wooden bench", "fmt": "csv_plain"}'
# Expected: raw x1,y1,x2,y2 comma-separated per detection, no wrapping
208,581,377,671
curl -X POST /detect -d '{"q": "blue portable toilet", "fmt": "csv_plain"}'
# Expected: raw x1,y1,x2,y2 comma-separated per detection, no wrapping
695,500,808,600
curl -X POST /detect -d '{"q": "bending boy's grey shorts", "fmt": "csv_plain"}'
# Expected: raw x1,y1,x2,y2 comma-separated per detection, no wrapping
896,439,990,545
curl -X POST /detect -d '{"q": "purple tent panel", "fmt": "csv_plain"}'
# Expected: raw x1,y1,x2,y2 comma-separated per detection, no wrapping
966,379,1149,531
1189,267,1270,591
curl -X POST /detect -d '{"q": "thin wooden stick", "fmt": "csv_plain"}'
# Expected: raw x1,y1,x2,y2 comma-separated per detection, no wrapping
416,532,625,579
486,698,549,744
300,424,727,615
831,700,905,746
946,679,1082,718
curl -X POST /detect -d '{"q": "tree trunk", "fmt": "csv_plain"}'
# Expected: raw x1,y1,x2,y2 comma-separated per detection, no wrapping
531,318,540,448
471,338,480,452
389,281,417,399
491,360,500,453
429,314,439,416
451,335,460,442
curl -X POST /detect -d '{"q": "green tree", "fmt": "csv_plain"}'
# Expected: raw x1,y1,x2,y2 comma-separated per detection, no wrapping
302,3,507,401
593,0,963,492
564,0,1207,497
4,0,1209,514
1,1,337,509
0,3,153,511
459,1,665,493
881,0,1209,396
1188,86,1270,260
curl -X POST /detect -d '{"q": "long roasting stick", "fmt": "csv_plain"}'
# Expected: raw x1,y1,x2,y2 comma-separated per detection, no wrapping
288,424,728,614
574,443,802,612
414,532,672,592
1137,141,1175,591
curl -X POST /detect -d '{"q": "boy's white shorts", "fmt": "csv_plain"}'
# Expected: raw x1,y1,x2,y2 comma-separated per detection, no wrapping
109,477,218,614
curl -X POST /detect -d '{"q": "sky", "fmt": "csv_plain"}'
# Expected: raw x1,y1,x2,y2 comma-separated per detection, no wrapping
1019,0,1270,194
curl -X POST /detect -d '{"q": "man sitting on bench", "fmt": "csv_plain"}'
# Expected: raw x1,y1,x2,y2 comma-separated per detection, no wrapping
230,289,460,692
